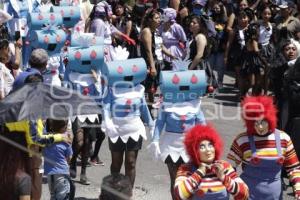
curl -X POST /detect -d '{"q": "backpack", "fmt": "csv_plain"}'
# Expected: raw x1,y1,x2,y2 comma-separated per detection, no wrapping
207,35,220,54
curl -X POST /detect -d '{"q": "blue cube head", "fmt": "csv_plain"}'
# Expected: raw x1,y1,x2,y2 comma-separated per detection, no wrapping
27,13,63,30
160,70,207,103
58,0,73,6
102,58,147,88
30,29,67,56
70,33,104,47
67,46,104,73
50,6,80,28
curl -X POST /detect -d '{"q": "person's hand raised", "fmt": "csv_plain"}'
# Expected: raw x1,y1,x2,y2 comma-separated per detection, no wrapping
198,162,211,176
212,161,226,181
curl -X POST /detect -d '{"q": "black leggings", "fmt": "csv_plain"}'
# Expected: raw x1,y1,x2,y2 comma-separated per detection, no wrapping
70,127,90,175
110,150,139,191
90,129,105,160
167,163,181,200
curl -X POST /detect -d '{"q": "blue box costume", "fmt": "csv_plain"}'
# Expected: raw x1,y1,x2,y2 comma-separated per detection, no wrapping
70,33,104,47
50,6,81,28
101,58,154,143
149,69,207,163
64,33,104,124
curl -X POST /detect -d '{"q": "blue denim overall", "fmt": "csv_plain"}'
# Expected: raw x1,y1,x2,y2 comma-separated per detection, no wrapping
192,188,229,200
240,130,284,200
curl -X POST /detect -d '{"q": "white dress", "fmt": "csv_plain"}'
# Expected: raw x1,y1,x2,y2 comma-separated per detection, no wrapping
159,99,203,163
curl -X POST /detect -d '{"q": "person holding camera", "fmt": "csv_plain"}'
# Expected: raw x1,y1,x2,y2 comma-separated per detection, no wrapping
240,22,270,96
174,124,249,200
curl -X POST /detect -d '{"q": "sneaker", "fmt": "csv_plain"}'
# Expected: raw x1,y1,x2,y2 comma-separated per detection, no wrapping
86,162,92,167
90,158,105,166
80,174,91,185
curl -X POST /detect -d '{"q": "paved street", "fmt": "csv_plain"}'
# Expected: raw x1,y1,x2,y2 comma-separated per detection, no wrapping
42,73,295,200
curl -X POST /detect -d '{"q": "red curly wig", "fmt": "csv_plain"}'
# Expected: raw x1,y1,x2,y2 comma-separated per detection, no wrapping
184,124,223,166
241,96,277,135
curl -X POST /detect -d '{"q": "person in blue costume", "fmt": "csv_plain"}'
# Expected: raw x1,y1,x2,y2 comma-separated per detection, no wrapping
4,0,41,68
147,60,208,200
101,57,154,197
27,3,81,86
64,34,104,185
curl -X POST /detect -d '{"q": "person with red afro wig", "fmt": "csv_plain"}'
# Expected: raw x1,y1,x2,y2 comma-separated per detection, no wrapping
241,95,277,135
227,95,300,200
174,124,249,200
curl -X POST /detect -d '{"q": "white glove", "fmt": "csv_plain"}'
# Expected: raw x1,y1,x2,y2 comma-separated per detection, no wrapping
147,141,161,160
102,118,119,138
149,126,155,139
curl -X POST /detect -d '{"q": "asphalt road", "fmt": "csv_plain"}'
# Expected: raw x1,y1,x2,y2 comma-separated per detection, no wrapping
42,74,295,200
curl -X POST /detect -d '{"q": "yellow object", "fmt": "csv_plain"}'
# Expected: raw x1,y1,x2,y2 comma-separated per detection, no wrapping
5,119,63,149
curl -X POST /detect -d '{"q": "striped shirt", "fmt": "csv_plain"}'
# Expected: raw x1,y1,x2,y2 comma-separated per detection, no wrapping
174,160,249,200
227,130,300,195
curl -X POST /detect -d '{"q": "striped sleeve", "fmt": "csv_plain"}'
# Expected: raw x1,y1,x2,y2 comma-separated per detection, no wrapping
282,132,300,196
227,133,245,168
221,161,249,200
174,163,203,200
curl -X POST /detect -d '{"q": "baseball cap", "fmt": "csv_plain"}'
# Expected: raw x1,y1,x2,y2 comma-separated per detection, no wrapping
278,1,294,9
193,0,208,6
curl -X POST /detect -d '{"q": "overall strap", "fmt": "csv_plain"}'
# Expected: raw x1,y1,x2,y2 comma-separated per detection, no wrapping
274,129,282,157
248,135,257,156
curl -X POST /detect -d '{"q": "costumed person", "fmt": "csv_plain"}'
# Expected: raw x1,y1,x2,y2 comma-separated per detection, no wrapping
4,0,40,37
147,60,208,200
174,124,249,200
45,3,81,86
27,11,68,86
4,0,41,68
68,32,106,166
159,7,187,71
101,56,154,197
227,95,300,200
64,34,104,185
87,1,136,62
